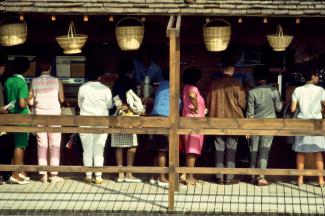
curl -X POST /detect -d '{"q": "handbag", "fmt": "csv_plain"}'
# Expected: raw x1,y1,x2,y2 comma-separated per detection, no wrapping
61,107,76,115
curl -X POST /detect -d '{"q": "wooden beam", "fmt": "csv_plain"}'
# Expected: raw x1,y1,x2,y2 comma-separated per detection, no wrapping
168,28,180,211
175,15,181,37
0,165,168,173
180,118,324,130
0,126,170,134
0,114,169,128
176,167,325,177
166,15,175,37
176,128,325,136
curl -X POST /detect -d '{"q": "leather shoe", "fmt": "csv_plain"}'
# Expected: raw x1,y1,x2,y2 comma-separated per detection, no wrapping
224,179,240,185
216,178,224,185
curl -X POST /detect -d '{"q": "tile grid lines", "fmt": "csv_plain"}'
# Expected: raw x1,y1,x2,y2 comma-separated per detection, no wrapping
9,182,29,212
103,181,118,211
320,188,325,215
51,179,74,211
44,181,66,212
70,180,87,211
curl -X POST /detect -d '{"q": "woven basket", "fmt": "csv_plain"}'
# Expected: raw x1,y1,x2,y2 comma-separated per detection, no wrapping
56,22,87,54
115,17,144,51
203,19,231,52
267,25,293,51
0,17,27,46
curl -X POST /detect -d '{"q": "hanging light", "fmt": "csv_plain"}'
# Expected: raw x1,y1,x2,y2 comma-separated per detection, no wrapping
51,15,56,22
296,17,301,24
263,17,268,24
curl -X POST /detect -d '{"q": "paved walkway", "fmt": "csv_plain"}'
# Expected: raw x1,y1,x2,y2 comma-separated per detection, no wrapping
0,177,324,215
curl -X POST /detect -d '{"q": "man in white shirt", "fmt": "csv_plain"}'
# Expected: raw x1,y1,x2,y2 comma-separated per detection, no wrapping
78,64,113,184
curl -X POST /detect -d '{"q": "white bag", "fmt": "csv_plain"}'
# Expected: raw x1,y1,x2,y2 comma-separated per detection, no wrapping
126,89,144,115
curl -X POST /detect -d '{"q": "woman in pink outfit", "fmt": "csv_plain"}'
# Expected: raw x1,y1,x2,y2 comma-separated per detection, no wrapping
29,58,64,183
181,67,205,185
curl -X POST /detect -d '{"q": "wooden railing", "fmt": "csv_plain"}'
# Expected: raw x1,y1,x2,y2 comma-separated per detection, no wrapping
1,114,325,210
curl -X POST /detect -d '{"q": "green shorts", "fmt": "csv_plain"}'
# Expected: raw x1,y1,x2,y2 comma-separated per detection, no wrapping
13,132,29,148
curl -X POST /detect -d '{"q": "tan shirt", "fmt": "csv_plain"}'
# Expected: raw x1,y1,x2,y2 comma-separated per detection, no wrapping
207,74,246,118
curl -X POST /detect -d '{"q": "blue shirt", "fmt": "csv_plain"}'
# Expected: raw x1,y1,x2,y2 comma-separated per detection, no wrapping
133,60,162,84
151,81,170,116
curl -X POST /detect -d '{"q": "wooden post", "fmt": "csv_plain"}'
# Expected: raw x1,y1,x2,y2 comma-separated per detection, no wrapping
167,15,181,211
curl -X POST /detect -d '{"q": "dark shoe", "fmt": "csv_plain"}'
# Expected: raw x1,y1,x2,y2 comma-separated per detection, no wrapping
224,179,240,185
216,178,224,185
0,176,3,185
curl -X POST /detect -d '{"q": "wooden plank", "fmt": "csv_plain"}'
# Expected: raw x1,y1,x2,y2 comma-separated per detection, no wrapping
180,118,325,130
0,165,168,173
0,126,169,134
0,114,169,128
166,15,175,37
168,27,180,211
176,167,325,176
177,128,325,136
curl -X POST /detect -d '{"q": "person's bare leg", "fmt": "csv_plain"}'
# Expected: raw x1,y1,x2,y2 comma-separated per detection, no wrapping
12,148,25,180
186,154,198,184
115,148,124,179
126,147,137,179
158,151,168,182
314,152,324,186
296,153,305,185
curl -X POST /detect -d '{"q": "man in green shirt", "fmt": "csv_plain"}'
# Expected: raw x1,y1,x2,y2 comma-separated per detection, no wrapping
4,57,32,184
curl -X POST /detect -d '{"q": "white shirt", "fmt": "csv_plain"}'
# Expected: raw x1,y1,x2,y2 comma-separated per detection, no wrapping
78,81,113,116
292,83,325,119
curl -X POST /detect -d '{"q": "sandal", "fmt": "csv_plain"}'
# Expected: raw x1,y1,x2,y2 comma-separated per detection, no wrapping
257,178,270,186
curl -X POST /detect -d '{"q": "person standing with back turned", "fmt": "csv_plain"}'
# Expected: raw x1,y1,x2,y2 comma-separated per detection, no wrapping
206,53,246,185
291,67,325,187
246,66,282,186
29,57,65,183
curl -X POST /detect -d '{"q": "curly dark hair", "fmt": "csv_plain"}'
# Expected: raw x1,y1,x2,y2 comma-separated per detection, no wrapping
182,66,202,86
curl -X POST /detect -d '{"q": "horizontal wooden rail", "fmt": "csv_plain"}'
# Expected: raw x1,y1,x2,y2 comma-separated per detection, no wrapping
177,129,325,136
180,118,324,130
0,126,170,134
177,167,325,176
0,165,168,173
0,114,169,128
0,165,324,177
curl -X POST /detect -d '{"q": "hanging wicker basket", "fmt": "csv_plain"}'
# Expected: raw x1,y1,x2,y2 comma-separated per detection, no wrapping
115,17,144,51
56,22,88,54
0,17,27,47
267,25,293,52
203,19,231,52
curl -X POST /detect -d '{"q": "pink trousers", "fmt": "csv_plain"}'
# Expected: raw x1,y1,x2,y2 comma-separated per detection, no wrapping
36,108,61,175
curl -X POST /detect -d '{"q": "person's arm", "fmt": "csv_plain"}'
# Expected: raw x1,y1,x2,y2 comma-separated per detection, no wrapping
106,89,113,110
28,84,35,106
237,85,246,110
188,91,199,114
273,89,283,112
291,89,298,113
58,79,65,104
246,91,254,118
18,83,32,109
